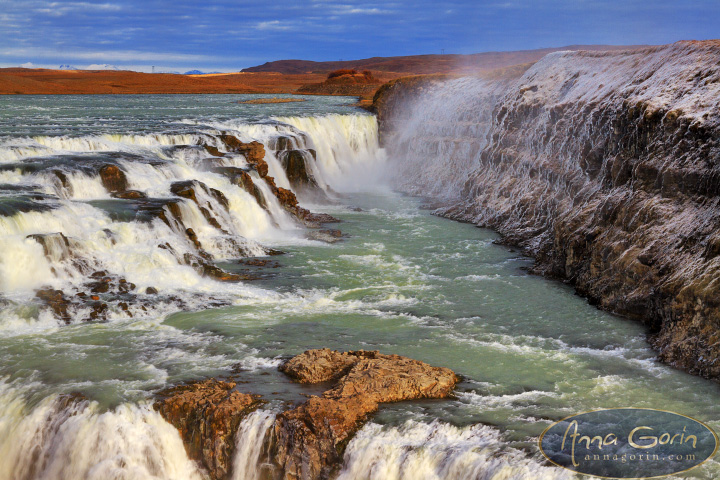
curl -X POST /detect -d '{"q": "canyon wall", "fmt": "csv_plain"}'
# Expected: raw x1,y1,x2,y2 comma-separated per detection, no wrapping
375,41,720,379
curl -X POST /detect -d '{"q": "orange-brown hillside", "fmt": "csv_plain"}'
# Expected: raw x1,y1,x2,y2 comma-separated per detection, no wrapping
0,68,407,96
0,69,350,95
0,45,649,96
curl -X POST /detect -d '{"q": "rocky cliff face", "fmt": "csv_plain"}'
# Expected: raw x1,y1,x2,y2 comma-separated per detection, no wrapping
374,41,720,379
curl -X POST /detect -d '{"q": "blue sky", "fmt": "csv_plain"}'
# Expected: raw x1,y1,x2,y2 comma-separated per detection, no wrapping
0,0,718,72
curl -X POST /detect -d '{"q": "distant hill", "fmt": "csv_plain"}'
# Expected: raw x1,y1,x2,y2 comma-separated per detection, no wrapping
58,64,78,70
242,45,650,74
86,64,120,71
184,70,205,75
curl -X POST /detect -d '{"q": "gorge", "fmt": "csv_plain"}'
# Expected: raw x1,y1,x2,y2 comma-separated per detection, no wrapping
1,40,720,480
374,40,720,381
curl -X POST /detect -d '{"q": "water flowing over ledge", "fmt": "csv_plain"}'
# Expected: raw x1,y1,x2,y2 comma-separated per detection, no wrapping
0,113,384,331
375,40,720,379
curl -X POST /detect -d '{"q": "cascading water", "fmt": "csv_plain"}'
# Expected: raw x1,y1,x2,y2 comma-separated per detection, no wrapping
0,108,384,328
2,87,720,480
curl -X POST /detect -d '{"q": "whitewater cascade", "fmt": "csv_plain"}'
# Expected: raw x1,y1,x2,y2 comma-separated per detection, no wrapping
0,113,384,330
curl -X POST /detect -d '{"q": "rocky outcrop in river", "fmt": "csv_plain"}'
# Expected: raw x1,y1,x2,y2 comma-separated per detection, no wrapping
154,349,458,480
154,379,264,480
374,41,720,380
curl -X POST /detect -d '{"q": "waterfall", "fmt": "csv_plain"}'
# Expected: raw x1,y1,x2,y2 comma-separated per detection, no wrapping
275,114,388,194
0,113,383,330
0,381,204,480
231,410,277,480
379,41,720,380
338,420,572,480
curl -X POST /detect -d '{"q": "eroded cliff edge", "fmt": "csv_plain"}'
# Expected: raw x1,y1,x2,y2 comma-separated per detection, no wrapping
374,41,720,379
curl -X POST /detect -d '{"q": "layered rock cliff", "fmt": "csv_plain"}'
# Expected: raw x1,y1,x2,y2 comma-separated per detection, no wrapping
374,41,720,379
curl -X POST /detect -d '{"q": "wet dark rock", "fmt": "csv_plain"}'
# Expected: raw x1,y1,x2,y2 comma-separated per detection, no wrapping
308,229,345,243
297,210,341,226
238,258,277,267
154,379,264,480
181,253,249,282
278,150,320,190
84,273,136,299
98,164,128,193
88,279,110,293
35,288,71,323
201,263,245,282
145,286,158,295
111,190,147,199
204,145,225,157
88,301,108,320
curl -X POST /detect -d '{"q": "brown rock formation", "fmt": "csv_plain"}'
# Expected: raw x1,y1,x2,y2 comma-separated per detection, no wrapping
111,189,147,199
35,288,72,323
154,350,457,480
218,136,269,177
154,379,264,480
270,349,458,479
98,164,128,193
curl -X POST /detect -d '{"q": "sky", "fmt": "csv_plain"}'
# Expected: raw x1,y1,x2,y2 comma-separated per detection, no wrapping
0,0,718,72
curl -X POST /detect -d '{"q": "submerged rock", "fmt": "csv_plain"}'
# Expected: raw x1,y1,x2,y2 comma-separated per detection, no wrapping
307,229,344,243
35,288,72,323
154,379,264,480
111,189,147,199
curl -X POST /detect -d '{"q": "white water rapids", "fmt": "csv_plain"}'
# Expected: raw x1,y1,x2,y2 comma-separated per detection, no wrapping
0,100,578,479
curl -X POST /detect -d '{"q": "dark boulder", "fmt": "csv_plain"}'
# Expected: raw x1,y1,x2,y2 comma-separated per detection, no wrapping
98,164,128,193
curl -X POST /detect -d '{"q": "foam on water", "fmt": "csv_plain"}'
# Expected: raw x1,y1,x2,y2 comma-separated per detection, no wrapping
339,420,573,480
0,381,204,480
0,112,383,329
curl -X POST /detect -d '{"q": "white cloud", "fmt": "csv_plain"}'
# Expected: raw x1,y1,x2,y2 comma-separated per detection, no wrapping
0,46,228,63
34,1,123,16
255,20,293,31
347,8,383,14
20,62,35,68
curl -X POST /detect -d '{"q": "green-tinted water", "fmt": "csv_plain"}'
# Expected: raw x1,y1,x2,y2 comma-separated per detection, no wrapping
3,190,719,477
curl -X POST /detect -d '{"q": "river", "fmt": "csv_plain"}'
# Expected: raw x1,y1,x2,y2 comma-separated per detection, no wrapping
0,94,718,479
